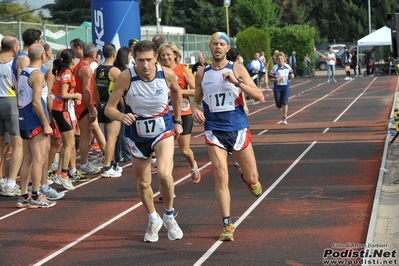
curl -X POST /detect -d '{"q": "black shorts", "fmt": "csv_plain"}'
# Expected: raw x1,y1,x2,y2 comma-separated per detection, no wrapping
20,126,43,140
52,110,74,133
174,114,193,136
97,102,113,124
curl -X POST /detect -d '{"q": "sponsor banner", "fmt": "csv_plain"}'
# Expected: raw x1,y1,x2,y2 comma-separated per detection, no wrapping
91,0,140,52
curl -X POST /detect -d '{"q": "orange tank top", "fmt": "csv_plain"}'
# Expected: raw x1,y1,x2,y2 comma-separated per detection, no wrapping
52,69,75,112
74,61,95,113
171,63,191,116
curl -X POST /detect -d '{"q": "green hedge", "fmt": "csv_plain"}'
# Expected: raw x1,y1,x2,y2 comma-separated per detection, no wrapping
236,25,316,76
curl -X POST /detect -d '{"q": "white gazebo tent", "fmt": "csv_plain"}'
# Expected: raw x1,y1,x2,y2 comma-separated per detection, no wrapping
357,26,392,47
356,26,393,74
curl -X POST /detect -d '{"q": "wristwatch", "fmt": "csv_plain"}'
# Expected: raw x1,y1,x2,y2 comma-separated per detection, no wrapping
173,118,183,125
235,78,243,87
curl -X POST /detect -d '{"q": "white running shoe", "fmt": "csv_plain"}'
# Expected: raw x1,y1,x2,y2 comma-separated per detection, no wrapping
144,214,163,242
40,185,65,200
0,184,21,196
53,174,75,190
79,162,101,175
112,163,123,173
281,118,288,125
0,178,6,189
344,77,349,80
100,167,122,178
163,213,183,241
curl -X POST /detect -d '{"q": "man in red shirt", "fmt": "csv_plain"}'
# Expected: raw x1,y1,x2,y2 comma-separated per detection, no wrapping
74,44,106,174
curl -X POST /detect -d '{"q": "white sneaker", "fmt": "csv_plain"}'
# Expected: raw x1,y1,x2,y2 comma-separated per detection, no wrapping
100,167,122,178
79,162,101,175
0,178,6,188
344,77,349,80
281,118,288,125
53,174,75,190
163,213,183,241
144,214,163,242
112,163,123,173
0,184,21,196
333,78,337,82
40,185,65,200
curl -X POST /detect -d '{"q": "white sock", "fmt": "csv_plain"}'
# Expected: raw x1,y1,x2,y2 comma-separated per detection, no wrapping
7,179,16,187
148,211,158,222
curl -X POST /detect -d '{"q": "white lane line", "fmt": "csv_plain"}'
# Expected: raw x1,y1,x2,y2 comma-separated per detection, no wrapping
32,162,212,266
333,77,377,122
0,208,25,221
194,141,317,266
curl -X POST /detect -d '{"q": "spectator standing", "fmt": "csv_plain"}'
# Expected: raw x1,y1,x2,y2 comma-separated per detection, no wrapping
74,44,106,175
39,42,67,199
315,47,337,82
152,34,167,50
288,51,297,77
17,44,55,208
302,53,312,78
364,50,371,76
259,51,269,90
191,32,263,242
246,52,264,88
342,46,352,80
191,53,208,75
369,57,375,76
113,47,132,163
267,50,279,68
0,36,23,197
128,38,139,66
94,43,123,178
351,48,361,77
51,49,82,190
70,38,84,59
8,28,42,197
226,48,249,115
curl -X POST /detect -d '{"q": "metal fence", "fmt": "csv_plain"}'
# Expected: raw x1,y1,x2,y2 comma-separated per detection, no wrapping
0,21,236,66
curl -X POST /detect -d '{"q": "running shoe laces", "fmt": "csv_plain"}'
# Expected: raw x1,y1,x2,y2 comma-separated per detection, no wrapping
163,214,183,241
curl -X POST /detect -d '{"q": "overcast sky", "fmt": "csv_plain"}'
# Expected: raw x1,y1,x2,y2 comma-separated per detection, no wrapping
17,0,54,16
17,0,54,9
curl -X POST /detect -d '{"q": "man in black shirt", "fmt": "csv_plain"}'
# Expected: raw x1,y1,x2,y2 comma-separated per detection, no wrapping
191,53,208,75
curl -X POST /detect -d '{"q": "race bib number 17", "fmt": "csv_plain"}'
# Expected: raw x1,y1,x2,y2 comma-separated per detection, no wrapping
136,117,166,138
208,92,235,113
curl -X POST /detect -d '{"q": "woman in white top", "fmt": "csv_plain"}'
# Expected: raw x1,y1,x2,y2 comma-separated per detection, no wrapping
315,47,337,83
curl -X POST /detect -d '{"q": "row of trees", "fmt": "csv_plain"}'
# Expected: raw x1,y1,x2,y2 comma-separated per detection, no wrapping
0,0,397,42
